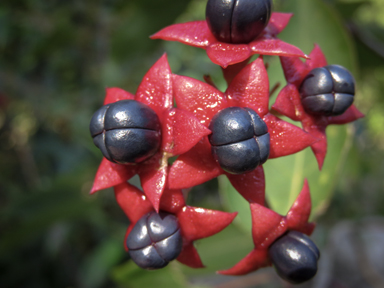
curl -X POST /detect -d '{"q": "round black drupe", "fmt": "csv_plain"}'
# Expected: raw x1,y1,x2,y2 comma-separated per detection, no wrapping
268,231,320,284
299,65,355,116
126,211,182,270
206,0,272,44
89,100,161,164
208,107,270,174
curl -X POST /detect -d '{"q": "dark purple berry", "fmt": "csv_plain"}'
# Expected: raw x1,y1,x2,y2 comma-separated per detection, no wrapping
208,107,270,174
126,211,182,270
206,0,272,44
268,231,320,284
299,65,355,116
90,100,161,164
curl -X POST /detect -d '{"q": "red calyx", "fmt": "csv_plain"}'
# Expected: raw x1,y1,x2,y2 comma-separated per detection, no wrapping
151,13,308,68
272,44,365,169
90,54,211,212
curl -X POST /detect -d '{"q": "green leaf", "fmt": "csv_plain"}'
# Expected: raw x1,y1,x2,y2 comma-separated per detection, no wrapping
278,0,358,73
265,125,354,218
80,238,125,288
181,224,254,275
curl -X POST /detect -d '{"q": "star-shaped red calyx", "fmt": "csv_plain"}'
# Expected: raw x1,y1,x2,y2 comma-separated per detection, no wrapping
114,181,237,268
168,57,317,205
272,45,365,169
90,54,211,211
218,180,315,275
150,13,308,68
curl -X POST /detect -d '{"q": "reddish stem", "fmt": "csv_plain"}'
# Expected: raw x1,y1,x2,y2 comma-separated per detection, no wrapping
203,74,218,89
269,82,281,98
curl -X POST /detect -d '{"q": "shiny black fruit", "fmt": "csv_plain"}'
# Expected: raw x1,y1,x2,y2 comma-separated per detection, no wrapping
126,211,183,270
299,65,355,116
269,231,320,284
90,100,161,164
208,107,270,174
206,0,272,44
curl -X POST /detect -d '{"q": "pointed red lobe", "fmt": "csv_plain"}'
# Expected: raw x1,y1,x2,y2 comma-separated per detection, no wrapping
103,87,135,105
90,158,137,194
306,44,328,70
272,84,304,121
114,182,153,223
226,166,265,205
206,43,252,68
221,58,251,85
280,55,309,86
168,138,221,189
135,54,173,116
226,57,269,117
301,116,328,170
138,154,168,212
177,207,237,242
159,188,186,214
266,13,293,35
249,204,285,248
219,181,316,276
328,105,365,125
250,38,308,59
150,20,215,48
172,74,226,125
265,113,318,159
218,249,269,275
286,179,316,235
151,13,307,68
162,108,211,156
177,242,205,268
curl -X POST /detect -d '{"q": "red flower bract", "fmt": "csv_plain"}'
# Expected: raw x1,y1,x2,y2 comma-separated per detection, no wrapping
218,180,315,275
168,57,317,205
151,13,308,68
114,181,237,268
272,45,365,169
90,54,211,212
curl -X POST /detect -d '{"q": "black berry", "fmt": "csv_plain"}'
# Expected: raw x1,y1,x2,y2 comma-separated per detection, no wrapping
126,211,183,270
268,231,320,284
90,100,161,164
206,0,272,44
299,65,355,116
208,107,270,174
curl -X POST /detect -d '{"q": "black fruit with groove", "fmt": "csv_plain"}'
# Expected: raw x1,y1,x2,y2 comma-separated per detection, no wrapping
126,211,183,270
206,0,272,44
208,107,270,174
299,65,355,116
268,231,320,284
90,100,161,164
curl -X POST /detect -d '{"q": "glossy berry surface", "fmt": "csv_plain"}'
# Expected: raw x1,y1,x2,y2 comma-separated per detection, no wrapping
299,65,355,116
208,107,270,174
268,231,320,284
206,0,272,44
126,211,182,270
90,99,161,164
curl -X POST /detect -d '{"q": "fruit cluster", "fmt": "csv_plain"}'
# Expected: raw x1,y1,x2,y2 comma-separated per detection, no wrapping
89,0,364,284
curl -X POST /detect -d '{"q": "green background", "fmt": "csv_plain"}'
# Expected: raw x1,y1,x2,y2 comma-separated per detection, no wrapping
1,0,384,287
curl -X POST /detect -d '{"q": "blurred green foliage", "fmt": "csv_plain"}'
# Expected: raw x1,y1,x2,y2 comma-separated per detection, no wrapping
0,0,383,287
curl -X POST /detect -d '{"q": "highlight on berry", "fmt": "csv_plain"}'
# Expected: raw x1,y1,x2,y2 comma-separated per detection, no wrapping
299,65,355,116
126,211,182,270
268,231,320,284
206,0,272,44
89,100,161,164
208,107,270,174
